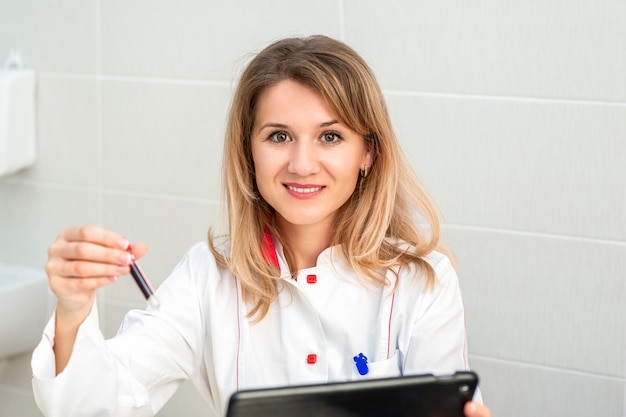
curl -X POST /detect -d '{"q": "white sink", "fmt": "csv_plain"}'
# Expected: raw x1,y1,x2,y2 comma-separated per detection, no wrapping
0,263,51,358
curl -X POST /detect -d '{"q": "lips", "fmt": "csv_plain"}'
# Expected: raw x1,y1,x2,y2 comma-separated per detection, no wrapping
283,183,325,200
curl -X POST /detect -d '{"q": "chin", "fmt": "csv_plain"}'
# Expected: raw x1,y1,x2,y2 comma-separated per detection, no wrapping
276,211,335,228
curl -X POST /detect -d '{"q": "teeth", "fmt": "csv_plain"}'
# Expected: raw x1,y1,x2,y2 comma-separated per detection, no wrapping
286,185,322,193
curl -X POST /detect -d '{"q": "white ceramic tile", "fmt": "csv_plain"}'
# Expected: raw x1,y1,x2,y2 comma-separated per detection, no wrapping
386,93,626,241
100,0,341,80
0,182,99,266
470,356,625,417
101,192,219,303
344,0,626,101
12,76,98,186
450,228,625,377
0,389,42,417
0,0,97,73
0,352,34,392
101,298,144,339
101,80,229,199
0,351,42,417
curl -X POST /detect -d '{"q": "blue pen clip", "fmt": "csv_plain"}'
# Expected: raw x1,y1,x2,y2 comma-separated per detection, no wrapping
353,353,369,375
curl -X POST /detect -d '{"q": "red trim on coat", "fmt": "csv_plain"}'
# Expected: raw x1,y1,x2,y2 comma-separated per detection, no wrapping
387,293,396,359
261,228,280,269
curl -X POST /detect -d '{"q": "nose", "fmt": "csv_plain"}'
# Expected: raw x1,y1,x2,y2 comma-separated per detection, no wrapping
287,140,320,176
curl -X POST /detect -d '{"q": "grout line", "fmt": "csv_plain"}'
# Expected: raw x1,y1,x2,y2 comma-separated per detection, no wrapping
95,0,107,333
38,71,231,87
0,178,217,205
447,223,626,246
385,89,626,107
100,188,218,205
36,73,625,107
338,0,346,41
0,177,96,191
99,75,233,87
37,72,99,81
95,0,103,227
469,354,626,382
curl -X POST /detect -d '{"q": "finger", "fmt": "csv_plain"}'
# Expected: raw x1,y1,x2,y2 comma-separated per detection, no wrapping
46,246,133,282
464,402,490,417
128,242,148,261
58,259,131,279
59,225,129,250
49,240,133,267
66,275,119,291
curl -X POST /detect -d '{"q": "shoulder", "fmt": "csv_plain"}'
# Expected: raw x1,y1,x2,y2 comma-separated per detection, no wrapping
422,250,456,284
179,238,232,269
178,241,219,270
384,238,456,285
162,240,234,292
392,250,463,331
393,247,459,295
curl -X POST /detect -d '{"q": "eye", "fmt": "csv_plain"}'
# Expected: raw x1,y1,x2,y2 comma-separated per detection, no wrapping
321,131,342,144
268,131,290,143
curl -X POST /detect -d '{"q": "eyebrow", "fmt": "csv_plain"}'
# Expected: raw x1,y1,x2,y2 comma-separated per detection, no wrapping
256,120,339,134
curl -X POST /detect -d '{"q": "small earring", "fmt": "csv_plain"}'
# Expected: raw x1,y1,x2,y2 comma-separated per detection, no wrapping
359,166,370,178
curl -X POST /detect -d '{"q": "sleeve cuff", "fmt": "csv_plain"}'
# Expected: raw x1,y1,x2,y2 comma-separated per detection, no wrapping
31,299,102,379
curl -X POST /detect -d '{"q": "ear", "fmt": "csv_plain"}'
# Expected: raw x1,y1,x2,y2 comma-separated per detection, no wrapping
362,136,376,169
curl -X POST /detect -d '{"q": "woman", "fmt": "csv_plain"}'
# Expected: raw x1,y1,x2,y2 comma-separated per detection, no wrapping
33,35,490,417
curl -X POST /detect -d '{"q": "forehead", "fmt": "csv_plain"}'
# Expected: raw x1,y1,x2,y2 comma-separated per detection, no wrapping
253,79,337,126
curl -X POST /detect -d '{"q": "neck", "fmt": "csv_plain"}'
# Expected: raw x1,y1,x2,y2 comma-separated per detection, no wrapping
276,218,334,271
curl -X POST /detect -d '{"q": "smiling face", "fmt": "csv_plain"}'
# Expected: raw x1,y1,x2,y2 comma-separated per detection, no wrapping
251,79,373,237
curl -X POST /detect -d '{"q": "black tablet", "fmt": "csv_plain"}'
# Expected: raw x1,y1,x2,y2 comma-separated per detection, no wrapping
226,371,479,417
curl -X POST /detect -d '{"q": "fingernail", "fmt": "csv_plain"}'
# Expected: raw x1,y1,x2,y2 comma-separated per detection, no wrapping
467,402,476,413
116,238,129,250
117,265,129,274
109,276,118,282
119,252,132,265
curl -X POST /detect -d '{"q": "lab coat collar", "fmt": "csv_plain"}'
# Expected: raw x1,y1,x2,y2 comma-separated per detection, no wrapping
262,229,343,279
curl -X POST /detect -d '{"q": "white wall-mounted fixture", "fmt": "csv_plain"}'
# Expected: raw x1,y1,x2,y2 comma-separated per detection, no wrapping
0,263,50,358
0,48,37,177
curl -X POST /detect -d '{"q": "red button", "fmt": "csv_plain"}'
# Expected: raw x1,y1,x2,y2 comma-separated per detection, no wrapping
306,274,317,284
307,354,317,364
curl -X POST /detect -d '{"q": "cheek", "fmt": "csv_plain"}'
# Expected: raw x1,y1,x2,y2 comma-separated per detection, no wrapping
329,150,365,179
327,160,361,193
251,145,268,175
251,149,279,197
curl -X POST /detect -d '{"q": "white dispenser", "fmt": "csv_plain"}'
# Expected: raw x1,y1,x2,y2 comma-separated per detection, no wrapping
0,263,50,358
0,49,37,177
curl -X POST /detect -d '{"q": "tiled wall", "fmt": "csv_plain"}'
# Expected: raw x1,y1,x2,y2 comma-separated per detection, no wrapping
0,1,624,416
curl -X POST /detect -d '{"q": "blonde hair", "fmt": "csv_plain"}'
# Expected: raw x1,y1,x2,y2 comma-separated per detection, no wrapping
210,35,451,319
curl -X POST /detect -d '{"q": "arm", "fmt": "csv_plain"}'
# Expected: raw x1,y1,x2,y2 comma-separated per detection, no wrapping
45,225,145,374
401,254,490,416
403,255,471,374
33,225,204,416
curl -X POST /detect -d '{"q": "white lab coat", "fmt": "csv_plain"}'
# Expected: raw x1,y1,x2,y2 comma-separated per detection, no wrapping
32,239,476,417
